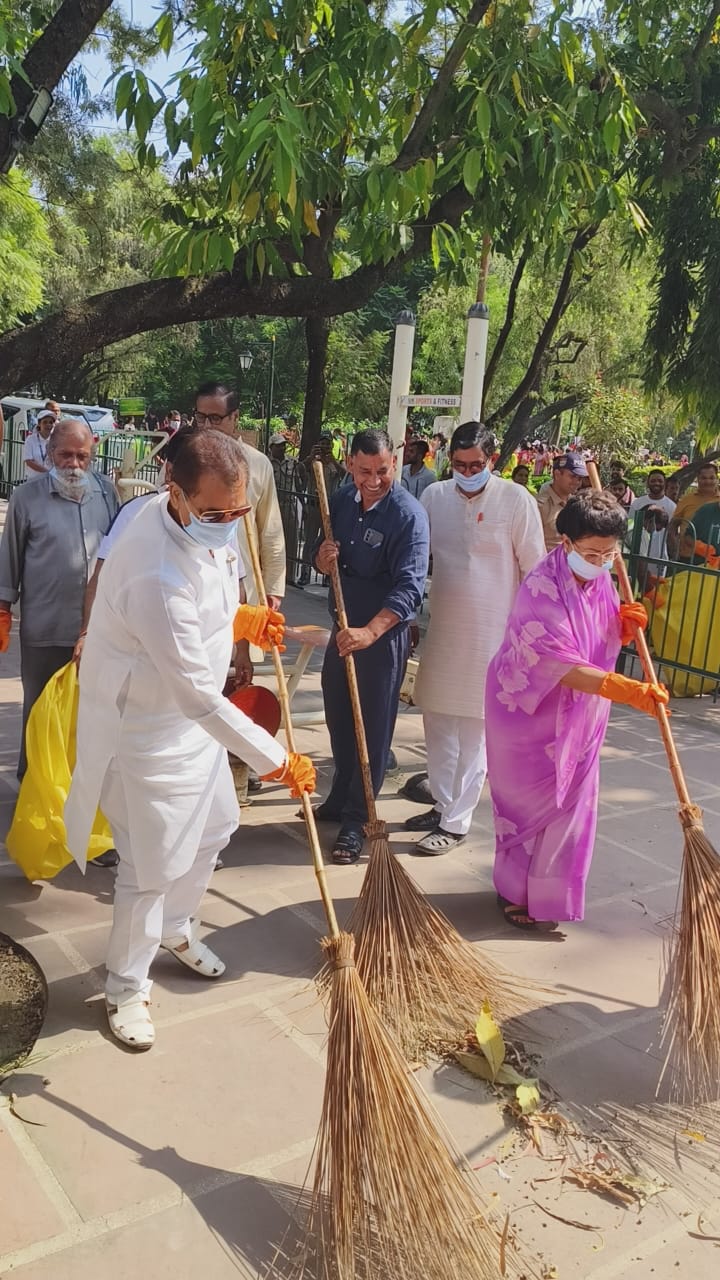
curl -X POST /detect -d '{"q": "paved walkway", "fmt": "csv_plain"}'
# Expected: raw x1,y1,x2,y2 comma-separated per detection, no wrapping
2,565,720,1277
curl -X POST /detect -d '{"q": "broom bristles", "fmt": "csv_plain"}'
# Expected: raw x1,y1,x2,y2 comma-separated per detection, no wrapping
660,825,720,1104
330,828,547,1061
265,931,537,1280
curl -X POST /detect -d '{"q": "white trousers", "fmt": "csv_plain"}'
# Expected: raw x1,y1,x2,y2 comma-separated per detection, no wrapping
423,710,487,836
102,761,237,1003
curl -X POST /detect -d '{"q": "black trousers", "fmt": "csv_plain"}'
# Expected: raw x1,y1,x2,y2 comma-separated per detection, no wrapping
19,643,75,779
321,623,410,828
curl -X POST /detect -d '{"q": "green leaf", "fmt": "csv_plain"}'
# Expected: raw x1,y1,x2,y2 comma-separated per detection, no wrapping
367,168,381,205
475,1001,505,1082
475,92,491,139
115,71,134,118
220,236,235,273
603,114,620,156
155,11,174,54
431,225,441,270
560,43,575,87
463,150,483,195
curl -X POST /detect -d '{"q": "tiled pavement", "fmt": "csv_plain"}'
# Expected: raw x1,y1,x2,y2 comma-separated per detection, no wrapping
1,551,720,1276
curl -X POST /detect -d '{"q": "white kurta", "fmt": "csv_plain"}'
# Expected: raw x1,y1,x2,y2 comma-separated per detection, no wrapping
413,475,545,719
65,494,286,888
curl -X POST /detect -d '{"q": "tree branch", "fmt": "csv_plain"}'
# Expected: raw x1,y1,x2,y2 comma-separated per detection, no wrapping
486,224,599,429
0,181,473,396
690,0,720,64
393,0,492,171
0,0,114,171
524,392,586,433
482,237,531,406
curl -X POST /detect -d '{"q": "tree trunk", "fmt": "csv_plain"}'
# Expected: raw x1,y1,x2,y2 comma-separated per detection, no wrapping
300,315,330,456
0,0,114,171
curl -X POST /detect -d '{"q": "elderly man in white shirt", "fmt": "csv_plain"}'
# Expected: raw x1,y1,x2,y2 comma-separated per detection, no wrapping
65,431,315,1051
406,422,545,854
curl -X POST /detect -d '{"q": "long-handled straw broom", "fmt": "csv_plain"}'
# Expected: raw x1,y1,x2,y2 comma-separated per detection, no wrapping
313,461,542,1062
242,520,536,1280
587,461,720,1103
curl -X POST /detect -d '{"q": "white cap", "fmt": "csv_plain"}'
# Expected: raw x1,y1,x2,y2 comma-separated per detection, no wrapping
37,410,58,422
269,432,286,446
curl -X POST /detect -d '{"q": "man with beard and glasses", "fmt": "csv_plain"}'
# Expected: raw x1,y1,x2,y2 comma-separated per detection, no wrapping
0,419,119,786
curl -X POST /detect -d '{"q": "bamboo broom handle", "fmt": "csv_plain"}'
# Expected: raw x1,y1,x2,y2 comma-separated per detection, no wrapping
242,516,340,938
312,461,378,822
586,461,694,812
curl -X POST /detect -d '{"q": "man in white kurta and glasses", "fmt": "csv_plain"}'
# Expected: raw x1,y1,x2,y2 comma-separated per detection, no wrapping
407,422,545,855
65,431,315,1050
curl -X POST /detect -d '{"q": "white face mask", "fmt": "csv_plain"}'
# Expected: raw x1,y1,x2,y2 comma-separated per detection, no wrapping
566,545,613,581
453,466,490,494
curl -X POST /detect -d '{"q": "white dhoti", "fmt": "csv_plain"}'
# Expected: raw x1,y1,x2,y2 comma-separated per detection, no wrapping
423,711,487,835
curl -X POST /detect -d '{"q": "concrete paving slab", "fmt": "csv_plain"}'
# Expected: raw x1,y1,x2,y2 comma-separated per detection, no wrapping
0,1120,67,1255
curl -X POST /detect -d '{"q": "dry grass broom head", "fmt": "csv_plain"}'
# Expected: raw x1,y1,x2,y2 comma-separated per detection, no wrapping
266,930,538,1280
660,815,720,1105
333,825,547,1061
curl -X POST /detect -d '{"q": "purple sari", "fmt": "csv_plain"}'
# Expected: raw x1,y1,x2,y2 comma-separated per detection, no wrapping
485,545,622,922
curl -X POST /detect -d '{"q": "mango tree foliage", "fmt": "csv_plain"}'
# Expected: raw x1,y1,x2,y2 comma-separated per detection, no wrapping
118,0,638,285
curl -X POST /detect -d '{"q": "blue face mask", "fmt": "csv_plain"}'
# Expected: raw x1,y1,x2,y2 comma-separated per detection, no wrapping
566,547,612,581
453,466,490,494
183,512,239,550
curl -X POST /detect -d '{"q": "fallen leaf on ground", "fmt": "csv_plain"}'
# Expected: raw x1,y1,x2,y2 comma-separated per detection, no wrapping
565,1161,667,1208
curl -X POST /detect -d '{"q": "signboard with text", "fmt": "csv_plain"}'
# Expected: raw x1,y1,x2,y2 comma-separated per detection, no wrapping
399,394,461,408
118,397,146,416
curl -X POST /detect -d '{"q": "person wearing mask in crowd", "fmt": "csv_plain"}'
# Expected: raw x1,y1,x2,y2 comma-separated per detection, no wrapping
673,462,719,525
0,420,119,800
402,437,437,499
166,410,182,436
536,453,587,551
406,423,544,855
65,431,315,1050
313,429,429,864
486,491,667,933
511,464,530,487
193,382,286,611
23,407,56,478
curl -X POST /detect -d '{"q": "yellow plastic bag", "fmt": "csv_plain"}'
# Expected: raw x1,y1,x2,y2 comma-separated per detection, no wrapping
6,662,113,880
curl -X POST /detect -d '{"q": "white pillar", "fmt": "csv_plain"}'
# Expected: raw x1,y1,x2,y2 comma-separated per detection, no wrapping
387,310,415,471
460,302,490,424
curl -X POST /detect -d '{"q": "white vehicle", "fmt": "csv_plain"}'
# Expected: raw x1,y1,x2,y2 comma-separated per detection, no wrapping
0,395,116,439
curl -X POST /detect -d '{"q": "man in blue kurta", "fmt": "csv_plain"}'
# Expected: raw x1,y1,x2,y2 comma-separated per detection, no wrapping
313,428,430,863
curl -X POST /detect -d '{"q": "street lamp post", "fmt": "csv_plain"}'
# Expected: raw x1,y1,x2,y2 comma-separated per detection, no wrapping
264,335,276,455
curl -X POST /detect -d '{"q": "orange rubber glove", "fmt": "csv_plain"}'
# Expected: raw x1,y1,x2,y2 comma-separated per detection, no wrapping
262,753,316,798
233,604,286,651
599,672,670,717
695,539,717,563
0,609,11,654
618,602,648,647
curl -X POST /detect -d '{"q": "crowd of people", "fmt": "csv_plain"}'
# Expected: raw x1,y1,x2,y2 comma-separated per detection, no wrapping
3,393,718,1050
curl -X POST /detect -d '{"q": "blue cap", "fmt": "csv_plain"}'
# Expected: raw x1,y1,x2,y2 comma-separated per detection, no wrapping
553,453,588,477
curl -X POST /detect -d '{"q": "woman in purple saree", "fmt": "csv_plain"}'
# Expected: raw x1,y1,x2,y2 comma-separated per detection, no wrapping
486,492,668,932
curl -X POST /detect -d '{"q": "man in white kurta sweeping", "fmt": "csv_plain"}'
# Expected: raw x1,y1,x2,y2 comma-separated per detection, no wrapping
65,431,315,1050
407,422,545,854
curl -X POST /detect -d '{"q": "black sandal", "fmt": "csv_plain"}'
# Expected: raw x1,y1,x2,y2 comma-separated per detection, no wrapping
497,895,558,933
331,829,363,865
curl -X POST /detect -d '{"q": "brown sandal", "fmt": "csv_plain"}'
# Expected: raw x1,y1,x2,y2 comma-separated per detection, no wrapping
497,895,558,933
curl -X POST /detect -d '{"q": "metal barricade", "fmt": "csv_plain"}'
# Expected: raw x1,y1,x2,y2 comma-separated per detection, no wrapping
621,514,720,699
0,422,166,500
272,462,342,589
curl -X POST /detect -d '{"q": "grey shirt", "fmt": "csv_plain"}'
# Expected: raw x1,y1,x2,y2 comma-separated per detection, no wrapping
0,471,119,646
401,463,437,499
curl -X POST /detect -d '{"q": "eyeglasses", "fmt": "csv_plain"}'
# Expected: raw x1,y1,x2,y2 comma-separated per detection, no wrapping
194,412,231,427
180,490,251,523
571,541,617,568
452,458,488,475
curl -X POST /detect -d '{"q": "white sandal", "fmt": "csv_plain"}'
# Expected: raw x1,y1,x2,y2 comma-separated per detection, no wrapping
160,921,225,979
106,994,155,1050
